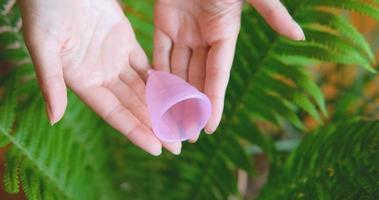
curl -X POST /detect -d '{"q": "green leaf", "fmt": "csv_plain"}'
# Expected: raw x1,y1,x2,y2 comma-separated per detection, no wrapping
3,150,21,193
297,8,376,63
307,0,379,20
260,120,379,199
0,0,378,200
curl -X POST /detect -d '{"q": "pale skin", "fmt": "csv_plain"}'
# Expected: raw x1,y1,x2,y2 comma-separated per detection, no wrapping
19,0,304,155
153,0,305,142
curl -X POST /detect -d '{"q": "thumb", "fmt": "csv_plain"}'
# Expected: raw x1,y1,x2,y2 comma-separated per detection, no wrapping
247,0,305,41
25,35,67,125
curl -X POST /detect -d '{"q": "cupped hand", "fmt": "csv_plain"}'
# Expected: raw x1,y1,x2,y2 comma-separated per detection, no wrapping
19,0,181,155
153,0,305,141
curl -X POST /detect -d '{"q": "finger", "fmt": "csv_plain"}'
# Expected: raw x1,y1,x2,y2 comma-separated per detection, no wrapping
153,29,172,72
204,39,237,134
247,0,305,40
188,47,208,91
106,79,182,155
161,141,182,155
119,67,147,103
106,79,150,127
188,133,200,143
25,35,67,125
171,43,192,80
76,85,162,156
129,43,151,81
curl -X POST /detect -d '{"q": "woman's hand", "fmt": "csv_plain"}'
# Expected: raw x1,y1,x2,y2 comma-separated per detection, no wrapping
19,0,181,155
153,0,305,140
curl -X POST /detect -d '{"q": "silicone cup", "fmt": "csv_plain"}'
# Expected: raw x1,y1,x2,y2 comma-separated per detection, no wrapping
146,70,212,142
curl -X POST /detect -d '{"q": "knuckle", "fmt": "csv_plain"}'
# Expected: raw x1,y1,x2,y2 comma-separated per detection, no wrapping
104,103,124,120
125,123,141,137
207,66,230,79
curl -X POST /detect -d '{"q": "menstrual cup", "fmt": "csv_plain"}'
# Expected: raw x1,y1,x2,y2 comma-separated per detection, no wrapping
146,70,212,142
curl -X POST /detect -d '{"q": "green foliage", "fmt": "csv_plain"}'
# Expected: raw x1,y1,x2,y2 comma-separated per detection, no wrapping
0,0,378,200
259,120,379,199
1,79,120,199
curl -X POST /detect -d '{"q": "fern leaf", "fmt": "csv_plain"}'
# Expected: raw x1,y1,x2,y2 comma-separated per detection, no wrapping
0,75,16,147
307,0,379,19
297,8,376,64
0,1,377,200
3,149,21,193
20,167,42,200
233,113,279,162
259,120,379,199
275,40,375,73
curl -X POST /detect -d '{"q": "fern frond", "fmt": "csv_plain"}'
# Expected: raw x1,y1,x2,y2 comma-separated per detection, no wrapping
307,0,379,19
259,120,379,199
297,8,376,63
0,74,16,147
275,40,375,72
3,149,21,193
0,0,377,200
1,81,121,199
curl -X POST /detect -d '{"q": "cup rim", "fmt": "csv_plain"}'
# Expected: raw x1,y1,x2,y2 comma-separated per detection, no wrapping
152,92,211,142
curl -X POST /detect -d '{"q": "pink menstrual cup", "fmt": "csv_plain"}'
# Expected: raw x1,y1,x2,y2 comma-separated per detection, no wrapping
146,70,212,142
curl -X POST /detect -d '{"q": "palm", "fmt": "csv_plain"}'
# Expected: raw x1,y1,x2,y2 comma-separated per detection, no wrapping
154,0,242,137
62,20,137,89
62,19,161,155
21,0,180,155
154,0,241,57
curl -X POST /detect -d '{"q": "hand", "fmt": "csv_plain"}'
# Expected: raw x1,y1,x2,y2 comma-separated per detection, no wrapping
153,0,305,140
19,0,181,155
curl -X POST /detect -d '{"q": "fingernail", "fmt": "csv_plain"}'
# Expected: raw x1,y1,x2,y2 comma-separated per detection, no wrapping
165,142,181,155
204,128,214,134
150,147,162,156
188,139,197,143
188,133,200,143
294,23,305,41
171,147,181,155
45,103,56,125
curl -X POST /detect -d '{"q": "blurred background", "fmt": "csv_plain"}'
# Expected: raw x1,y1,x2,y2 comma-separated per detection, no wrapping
0,1,378,199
